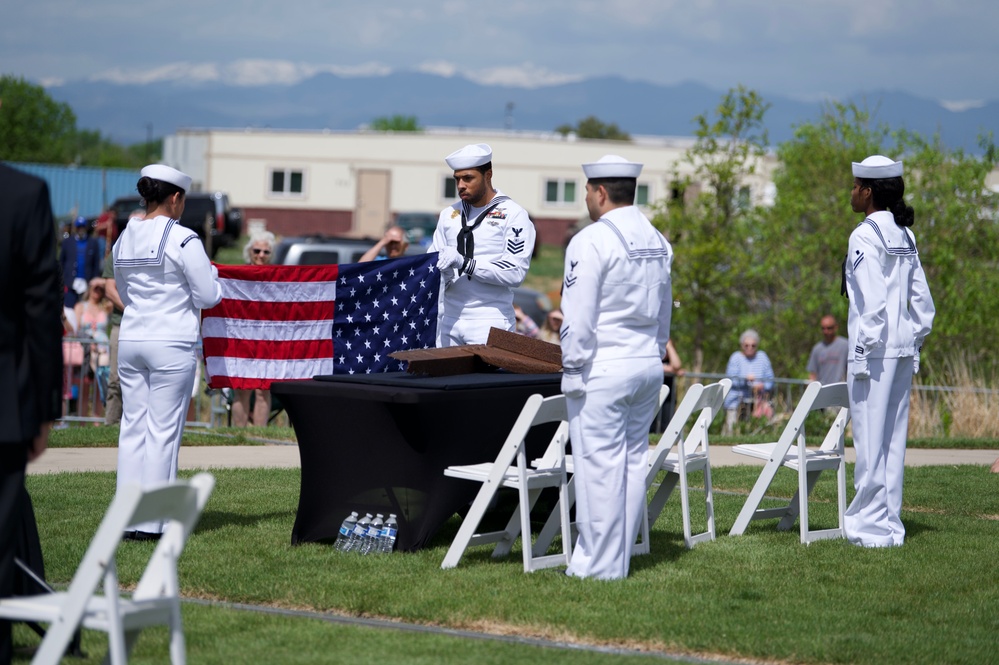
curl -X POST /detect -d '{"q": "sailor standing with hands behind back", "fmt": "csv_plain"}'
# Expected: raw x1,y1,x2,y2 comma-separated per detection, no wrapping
113,165,222,541
430,143,535,347
560,155,673,580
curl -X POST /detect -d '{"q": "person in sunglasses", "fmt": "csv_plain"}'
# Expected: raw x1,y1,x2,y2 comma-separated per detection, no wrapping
231,231,276,427
431,143,535,347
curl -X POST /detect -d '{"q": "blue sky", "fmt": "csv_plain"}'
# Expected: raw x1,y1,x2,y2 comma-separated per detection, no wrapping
3,0,997,109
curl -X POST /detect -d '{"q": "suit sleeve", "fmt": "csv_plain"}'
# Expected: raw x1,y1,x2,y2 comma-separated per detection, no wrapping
559,234,602,372
847,231,887,356
23,180,64,424
464,209,535,288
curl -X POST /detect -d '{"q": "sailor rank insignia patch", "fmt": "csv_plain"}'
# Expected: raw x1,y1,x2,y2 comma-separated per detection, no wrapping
451,209,460,219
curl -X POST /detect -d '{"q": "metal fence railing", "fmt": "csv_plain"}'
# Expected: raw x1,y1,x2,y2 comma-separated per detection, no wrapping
59,334,213,428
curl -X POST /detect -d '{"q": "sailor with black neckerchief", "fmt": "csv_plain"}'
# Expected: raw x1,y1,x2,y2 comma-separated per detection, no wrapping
560,155,673,580
430,143,536,347
843,155,935,548
113,164,222,541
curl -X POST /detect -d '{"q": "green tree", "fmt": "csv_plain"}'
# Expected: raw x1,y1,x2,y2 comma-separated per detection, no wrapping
369,115,422,132
749,101,888,377
893,131,999,377
555,116,631,141
754,104,999,380
0,74,77,162
651,85,770,373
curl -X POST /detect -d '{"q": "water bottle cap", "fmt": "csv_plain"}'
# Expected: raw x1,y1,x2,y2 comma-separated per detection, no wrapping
351,511,358,517
388,513,397,518
375,513,384,518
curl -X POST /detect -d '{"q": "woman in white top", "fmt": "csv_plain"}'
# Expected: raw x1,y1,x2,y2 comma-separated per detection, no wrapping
113,165,222,540
843,155,935,548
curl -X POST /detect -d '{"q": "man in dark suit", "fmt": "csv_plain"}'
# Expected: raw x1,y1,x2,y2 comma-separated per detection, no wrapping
0,163,63,664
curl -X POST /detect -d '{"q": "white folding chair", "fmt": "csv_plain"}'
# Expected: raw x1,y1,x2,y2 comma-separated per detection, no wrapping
728,382,850,544
532,384,672,558
0,473,216,665
440,393,572,573
645,379,731,549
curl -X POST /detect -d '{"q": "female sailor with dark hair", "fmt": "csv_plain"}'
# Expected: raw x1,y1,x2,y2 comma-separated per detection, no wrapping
112,165,222,540
843,155,935,548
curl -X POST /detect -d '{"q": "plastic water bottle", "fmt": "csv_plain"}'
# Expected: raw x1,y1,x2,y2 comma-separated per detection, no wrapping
333,511,358,552
362,514,384,555
379,514,398,554
345,513,372,552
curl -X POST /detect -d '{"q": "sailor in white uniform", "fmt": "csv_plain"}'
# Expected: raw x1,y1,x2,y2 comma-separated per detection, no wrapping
560,155,673,580
843,155,935,548
113,164,222,539
430,144,535,347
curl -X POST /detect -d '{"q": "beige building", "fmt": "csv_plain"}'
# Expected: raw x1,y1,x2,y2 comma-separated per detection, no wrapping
163,127,777,245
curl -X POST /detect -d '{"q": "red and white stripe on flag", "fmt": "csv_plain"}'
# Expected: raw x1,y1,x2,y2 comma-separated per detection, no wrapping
202,264,338,389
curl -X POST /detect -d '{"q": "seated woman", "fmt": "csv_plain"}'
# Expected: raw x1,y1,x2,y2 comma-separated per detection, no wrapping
722,329,775,434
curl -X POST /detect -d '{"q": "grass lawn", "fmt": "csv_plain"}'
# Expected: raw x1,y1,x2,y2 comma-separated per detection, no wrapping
14,463,999,664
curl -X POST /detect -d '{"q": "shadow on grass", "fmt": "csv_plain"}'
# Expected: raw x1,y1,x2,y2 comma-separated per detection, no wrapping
196,509,296,534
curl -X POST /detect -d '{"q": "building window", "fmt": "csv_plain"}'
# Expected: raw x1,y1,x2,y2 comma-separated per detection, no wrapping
737,185,751,211
544,178,577,205
269,168,305,197
442,176,457,201
636,183,650,206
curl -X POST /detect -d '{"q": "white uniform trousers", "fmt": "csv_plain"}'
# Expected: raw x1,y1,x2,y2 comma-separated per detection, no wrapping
117,340,197,533
845,356,913,547
565,358,662,580
438,313,514,348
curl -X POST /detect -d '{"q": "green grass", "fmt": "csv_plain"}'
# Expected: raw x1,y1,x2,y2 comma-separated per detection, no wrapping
47,425,297,448
15,464,999,664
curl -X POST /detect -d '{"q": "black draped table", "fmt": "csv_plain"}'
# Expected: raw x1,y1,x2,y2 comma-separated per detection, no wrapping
271,372,561,551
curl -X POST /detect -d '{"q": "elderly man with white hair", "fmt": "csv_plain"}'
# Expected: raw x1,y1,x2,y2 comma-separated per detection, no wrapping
559,155,673,580
430,143,535,347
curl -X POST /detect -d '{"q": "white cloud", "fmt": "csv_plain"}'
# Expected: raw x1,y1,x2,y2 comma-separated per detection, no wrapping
86,58,589,90
89,60,394,87
470,64,585,88
939,99,986,112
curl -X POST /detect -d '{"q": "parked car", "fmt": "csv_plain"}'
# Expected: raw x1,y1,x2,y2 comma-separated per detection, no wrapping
109,191,243,258
272,235,424,266
512,287,553,328
395,212,439,248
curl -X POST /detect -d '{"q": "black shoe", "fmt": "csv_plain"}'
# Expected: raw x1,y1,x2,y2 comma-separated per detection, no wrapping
123,531,137,541
130,531,163,542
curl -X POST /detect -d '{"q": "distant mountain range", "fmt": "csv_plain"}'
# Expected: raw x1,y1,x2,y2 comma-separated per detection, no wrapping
47,72,998,153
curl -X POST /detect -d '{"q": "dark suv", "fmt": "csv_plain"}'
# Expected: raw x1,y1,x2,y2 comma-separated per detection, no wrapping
109,191,243,258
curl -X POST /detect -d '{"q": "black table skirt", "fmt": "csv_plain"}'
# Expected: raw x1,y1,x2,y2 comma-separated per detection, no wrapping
272,372,561,551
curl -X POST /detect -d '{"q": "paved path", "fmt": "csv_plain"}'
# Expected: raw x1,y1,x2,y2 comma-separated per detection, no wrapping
27,444,999,475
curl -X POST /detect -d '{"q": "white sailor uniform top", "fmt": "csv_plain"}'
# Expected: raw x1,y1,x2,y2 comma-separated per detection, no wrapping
844,210,935,361
429,190,535,321
560,205,673,373
113,215,223,342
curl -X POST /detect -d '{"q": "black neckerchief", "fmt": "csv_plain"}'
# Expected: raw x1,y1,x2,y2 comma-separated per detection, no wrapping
456,200,502,259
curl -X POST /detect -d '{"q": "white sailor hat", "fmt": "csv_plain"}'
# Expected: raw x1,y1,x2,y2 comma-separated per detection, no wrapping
582,154,643,179
445,143,492,171
140,164,192,193
852,155,903,179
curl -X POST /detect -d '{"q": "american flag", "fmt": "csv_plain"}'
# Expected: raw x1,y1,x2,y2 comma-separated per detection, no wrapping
203,253,440,389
